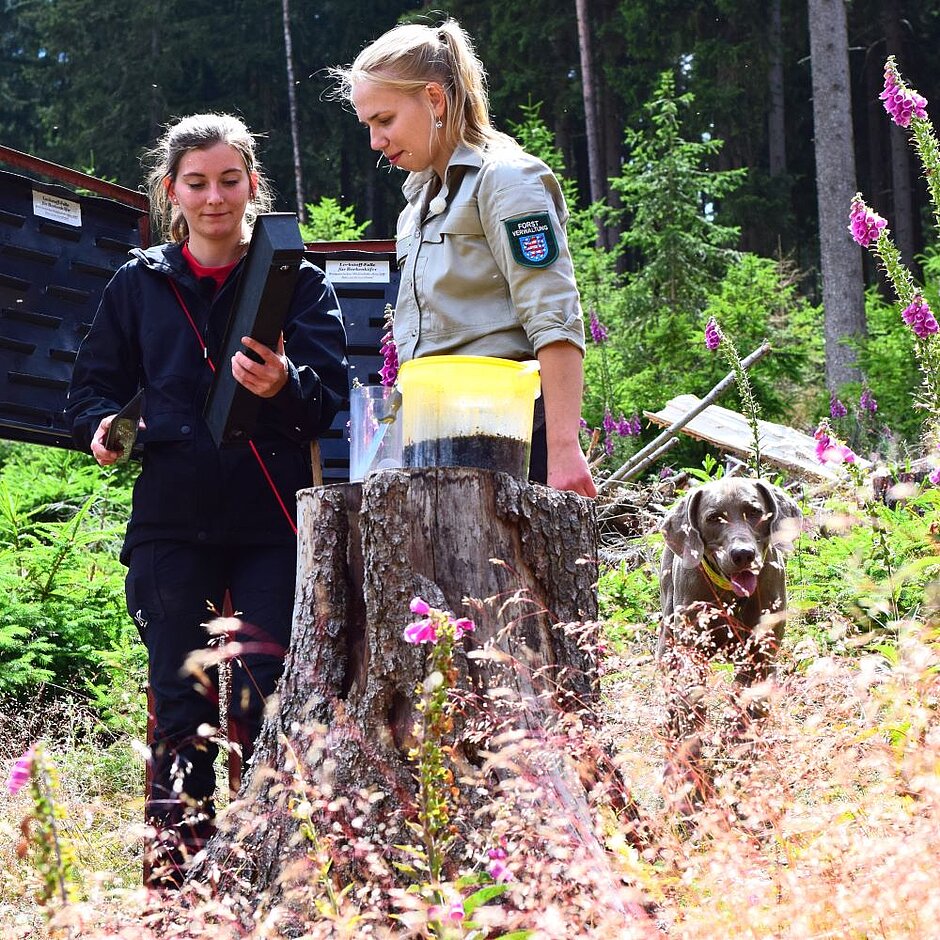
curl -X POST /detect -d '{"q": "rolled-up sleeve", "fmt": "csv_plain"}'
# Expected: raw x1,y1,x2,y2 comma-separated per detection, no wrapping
477,158,586,355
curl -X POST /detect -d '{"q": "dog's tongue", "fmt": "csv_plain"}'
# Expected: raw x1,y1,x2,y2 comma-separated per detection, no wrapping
731,571,758,598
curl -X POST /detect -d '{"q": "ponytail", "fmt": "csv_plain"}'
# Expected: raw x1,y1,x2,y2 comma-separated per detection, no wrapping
330,19,519,154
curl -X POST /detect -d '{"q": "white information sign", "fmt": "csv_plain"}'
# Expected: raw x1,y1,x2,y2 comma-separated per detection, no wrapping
325,258,390,284
32,190,82,227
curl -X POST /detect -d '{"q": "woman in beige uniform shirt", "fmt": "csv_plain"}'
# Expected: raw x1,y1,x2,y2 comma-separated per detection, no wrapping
332,19,596,498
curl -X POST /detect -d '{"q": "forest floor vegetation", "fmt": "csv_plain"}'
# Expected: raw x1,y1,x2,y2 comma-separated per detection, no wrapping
2,467,939,939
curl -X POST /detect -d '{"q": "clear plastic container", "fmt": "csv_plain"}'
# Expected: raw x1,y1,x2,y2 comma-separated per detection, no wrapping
348,384,403,482
397,356,541,479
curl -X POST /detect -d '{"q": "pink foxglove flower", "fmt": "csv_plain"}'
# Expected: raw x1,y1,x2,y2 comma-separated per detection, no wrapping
601,408,617,456
404,597,474,644
487,845,515,882
830,396,848,419
859,388,878,413
6,746,34,796
901,296,939,338
814,422,856,465
589,310,609,344
428,901,465,924
614,414,642,437
880,57,928,129
452,617,475,639
404,618,437,645
704,317,723,351
379,330,399,387
849,196,888,248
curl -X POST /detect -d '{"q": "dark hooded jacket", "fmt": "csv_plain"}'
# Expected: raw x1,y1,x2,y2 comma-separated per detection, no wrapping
67,242,348,563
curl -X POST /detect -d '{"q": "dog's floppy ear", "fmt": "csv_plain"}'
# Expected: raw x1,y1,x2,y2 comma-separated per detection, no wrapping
661,487,705,568
756,480,803,553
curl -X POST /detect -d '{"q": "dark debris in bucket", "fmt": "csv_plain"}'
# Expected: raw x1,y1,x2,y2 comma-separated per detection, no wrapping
404,434,529,477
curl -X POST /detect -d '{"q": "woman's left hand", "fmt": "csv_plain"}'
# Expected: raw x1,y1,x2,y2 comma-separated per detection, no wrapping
232,333,290,398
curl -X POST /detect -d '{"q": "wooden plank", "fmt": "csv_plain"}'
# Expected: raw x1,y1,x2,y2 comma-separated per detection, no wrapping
644,395,868,480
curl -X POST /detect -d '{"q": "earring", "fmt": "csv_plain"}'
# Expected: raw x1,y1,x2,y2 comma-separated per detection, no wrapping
436,119,443,129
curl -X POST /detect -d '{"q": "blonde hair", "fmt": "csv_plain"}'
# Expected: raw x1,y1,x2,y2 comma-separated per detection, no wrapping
330,19,519,155
144,113,274,243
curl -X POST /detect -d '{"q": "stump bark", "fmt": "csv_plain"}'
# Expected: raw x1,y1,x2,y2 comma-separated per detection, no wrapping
191,468,605,907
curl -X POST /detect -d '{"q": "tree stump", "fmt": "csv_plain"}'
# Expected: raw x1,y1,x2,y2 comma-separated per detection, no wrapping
190,468,610,909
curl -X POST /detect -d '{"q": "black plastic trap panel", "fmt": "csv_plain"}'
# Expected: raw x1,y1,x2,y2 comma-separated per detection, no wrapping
0,167,147,448
0,161,394,481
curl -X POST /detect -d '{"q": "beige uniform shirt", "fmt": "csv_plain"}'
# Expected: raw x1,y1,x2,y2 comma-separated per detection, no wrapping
393,142,586,363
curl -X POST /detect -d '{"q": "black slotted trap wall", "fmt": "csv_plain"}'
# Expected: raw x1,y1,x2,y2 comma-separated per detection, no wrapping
0,155,393,481
0,167,147,448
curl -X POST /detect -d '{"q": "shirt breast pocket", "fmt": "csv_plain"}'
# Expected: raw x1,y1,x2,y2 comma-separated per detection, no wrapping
427,206,485,244
396,230,416,268
424,206,487,279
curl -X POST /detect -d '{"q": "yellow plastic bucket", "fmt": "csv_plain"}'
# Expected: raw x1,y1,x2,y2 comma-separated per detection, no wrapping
397,355,541,478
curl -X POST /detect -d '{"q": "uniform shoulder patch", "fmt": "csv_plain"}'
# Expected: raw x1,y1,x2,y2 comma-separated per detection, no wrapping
504,213,559,267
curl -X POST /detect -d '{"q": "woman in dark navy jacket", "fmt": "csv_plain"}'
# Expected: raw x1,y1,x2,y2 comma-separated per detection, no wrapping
67,113,348,887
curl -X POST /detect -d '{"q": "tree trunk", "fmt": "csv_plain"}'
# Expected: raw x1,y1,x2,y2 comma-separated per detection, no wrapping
603,59,626,268
864,37,888,270
767,0,787,178
883,0,917,275
281,0,305,222
189,469,619,912
575,0,607,248
808,0,866,390
147,9,163,144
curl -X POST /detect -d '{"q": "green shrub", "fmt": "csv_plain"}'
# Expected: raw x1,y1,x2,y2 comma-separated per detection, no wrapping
299,196,369,242
852,285,923,448
598,548,661,650
788,485,940,656
0,444,141,730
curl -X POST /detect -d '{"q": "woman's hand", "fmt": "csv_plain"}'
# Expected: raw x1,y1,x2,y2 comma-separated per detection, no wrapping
537,341,598,498
90,413,147,467
548,442,598,498
90,415,122,466
232,333,289,398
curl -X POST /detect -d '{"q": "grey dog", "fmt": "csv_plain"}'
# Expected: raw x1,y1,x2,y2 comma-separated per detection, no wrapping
656,476,803,809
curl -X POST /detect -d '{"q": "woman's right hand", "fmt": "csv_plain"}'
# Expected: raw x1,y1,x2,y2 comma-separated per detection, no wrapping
537,341,598,498
90,415,122,466
548,442,598,498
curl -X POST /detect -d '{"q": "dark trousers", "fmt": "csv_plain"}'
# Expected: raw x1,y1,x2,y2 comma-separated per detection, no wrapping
125,539,296,884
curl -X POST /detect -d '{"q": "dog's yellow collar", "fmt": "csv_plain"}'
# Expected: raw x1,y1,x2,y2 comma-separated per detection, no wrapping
700,556,733,592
